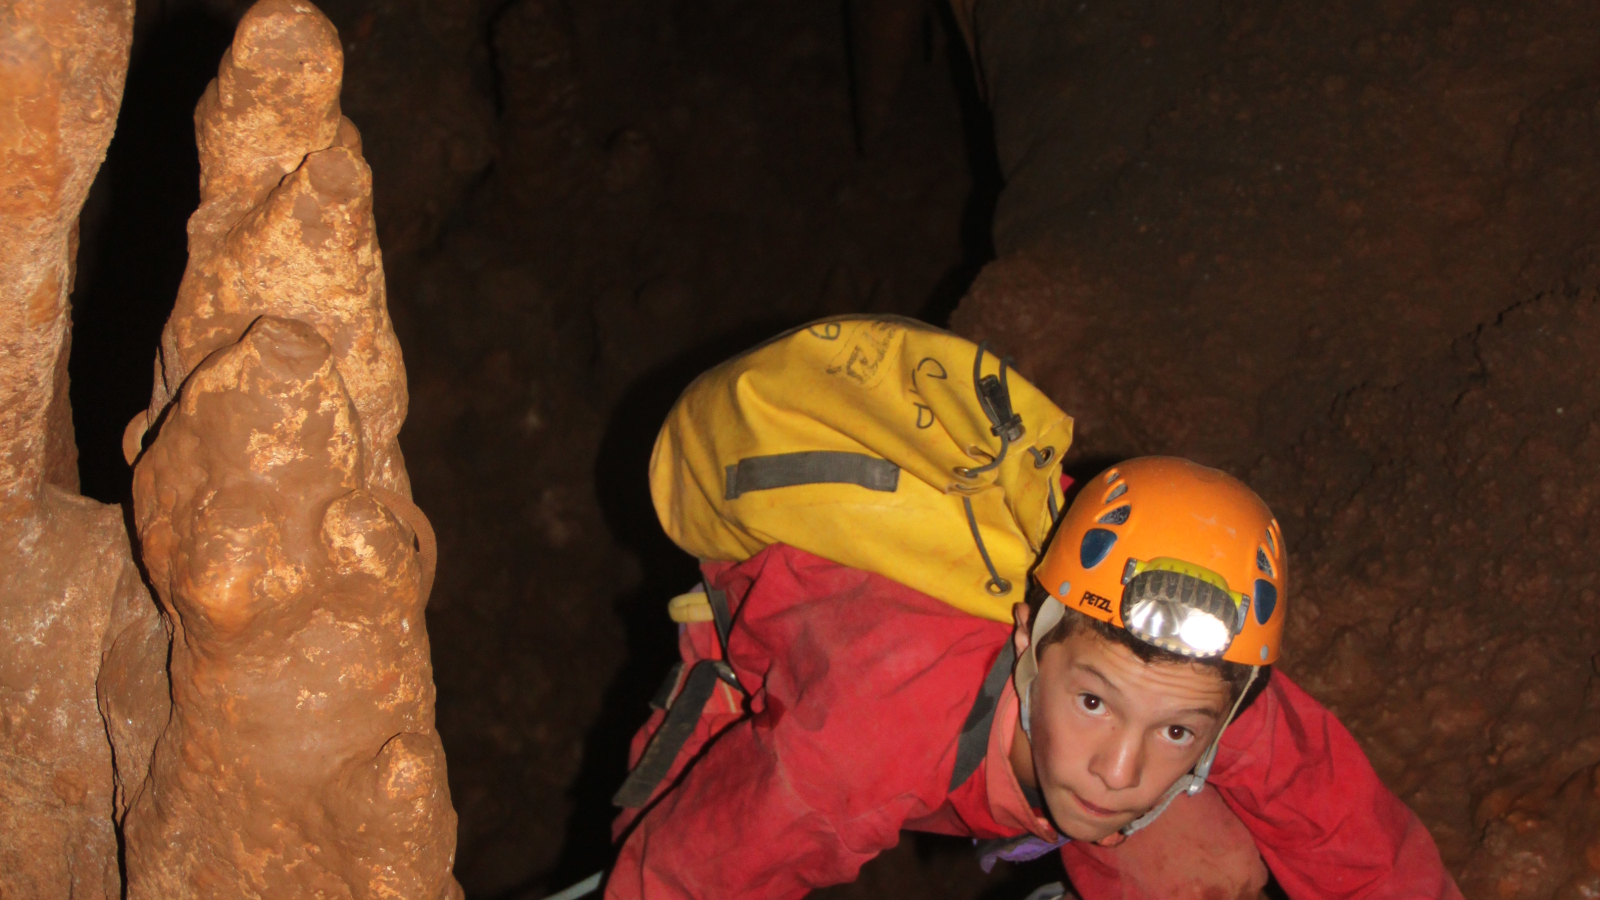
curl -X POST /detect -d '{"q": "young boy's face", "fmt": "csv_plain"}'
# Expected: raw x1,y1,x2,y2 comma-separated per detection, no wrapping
1010,605,1233,842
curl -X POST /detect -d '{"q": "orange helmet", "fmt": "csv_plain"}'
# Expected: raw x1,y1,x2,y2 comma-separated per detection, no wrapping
1033,457,1287,665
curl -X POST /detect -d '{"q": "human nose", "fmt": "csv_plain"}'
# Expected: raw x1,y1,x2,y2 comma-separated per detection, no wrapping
1087,727,1143,791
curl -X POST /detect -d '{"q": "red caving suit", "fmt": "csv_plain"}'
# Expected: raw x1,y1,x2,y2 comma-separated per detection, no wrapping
606,544,1462,900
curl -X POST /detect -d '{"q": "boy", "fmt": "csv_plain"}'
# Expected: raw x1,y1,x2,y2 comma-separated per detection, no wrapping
604,457,1460,899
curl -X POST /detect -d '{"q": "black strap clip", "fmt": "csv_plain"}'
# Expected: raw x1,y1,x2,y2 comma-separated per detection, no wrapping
978,372,1024,443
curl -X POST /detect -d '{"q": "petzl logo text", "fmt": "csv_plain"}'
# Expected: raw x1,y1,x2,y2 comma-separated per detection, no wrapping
1081,591,1113,613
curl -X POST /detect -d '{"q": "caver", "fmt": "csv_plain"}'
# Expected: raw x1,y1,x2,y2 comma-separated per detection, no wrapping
594,317,1461,900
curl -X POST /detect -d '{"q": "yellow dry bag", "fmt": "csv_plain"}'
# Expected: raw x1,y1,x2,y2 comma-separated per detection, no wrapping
650,315,1073,622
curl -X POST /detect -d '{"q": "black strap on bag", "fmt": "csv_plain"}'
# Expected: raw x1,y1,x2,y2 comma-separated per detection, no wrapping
612,584,745,809
705,585,734,651
949,641,1016,791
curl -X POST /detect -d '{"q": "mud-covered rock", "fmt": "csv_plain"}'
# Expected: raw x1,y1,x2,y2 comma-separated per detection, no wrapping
131,0,410,496
0,0,137,896
125,317,458,898
0,489,144,900
103,1,461,895
0,0,133,509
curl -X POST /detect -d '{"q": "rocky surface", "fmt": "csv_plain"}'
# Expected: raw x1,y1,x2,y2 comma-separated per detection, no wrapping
126,316,458,898
3,0,464,895
0,0,136,895
132,0,409,496
49,0,1600,896
107,2,461,896
954,1,1600,894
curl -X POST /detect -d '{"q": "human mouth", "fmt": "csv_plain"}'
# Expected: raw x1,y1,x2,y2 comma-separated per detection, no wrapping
1072,792,1121,818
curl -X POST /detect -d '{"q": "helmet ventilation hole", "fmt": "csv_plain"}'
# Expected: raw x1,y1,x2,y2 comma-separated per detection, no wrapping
1104,482,1128,503
1105,469,1121,484
1098,505,1131,525
1256,547,1274,577
1253,579,1277,625
1079,528,1118,568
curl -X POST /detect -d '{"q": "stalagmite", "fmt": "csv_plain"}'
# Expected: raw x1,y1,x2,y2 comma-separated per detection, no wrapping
106,0,462,896
2,0,461,894
0,0,137,896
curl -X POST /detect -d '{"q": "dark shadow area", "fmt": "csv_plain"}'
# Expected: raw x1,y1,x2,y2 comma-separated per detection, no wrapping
69,5,236,503
920,0,1000,328
1060,455,1122,500
520,316,822,899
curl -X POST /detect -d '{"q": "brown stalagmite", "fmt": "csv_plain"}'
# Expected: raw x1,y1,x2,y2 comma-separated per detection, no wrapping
129,0,409,495
126,318,457,897
111,0,462,896
0,0,138,897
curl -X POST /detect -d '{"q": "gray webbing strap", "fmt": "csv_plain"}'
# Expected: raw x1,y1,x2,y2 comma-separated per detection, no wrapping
615,582,744,809
648,662,684,712
612,659,728,808
724,451,900,500
706,585,733,652
950,641,1017,791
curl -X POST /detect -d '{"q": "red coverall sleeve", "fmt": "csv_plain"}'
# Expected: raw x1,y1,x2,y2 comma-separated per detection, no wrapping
604,712,914,900
604,546,998,899
1210,673,1464,900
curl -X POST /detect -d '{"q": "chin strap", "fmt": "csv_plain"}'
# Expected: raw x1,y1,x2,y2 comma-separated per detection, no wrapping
1013,598,1262,843
1111,664,1260,841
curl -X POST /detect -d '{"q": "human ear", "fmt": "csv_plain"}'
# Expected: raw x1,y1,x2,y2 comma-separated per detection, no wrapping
1011,602,1033,659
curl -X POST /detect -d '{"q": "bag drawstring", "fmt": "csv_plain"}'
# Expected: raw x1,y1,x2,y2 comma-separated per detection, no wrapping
959,341,1032,596
963,496,1011,596
959,341,1026,478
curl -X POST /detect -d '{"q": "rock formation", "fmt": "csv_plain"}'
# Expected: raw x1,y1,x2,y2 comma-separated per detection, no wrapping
109,1,460,896
0,0,137,895
2,0,462,895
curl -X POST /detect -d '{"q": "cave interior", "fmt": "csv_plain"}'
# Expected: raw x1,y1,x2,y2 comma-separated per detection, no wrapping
26,0,1600,897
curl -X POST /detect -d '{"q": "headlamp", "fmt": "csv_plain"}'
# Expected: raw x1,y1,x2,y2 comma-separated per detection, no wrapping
1118,558,1247,660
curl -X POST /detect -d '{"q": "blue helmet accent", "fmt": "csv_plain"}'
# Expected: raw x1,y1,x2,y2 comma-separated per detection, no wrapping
1254,579,1277,625
1080,528,1118,569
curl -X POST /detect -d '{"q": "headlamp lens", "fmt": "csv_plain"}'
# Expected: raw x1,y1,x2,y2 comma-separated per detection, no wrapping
1120,567,1243,660
1177,611,1232,656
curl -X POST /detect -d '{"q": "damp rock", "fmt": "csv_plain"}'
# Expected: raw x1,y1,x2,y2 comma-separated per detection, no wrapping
102,1,463,896
0,0,138,896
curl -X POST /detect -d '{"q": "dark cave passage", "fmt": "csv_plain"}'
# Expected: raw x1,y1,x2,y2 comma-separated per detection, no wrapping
72,1,1014,896
59,1,1600,897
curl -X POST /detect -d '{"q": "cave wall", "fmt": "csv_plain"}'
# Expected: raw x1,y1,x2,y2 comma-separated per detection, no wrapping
953,1,1600,895
347,3,983,892
23,0,1600,897
1,0,137,893
52,0,986,895
3,0,463,896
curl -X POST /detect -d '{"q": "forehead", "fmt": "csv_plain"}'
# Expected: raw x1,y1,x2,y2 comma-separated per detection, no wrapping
1040,628,1232,715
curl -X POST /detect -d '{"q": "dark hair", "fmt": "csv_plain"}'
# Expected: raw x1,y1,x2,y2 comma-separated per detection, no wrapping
1026,580,1270,709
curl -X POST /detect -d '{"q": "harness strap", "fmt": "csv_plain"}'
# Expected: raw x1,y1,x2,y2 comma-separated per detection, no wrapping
613,659,731,808
615,580,746,809
706,585,734,653
950,641,1016,791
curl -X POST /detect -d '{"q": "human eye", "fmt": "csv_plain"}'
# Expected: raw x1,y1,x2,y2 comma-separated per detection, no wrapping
1160,724,1196,747
1076,693,1108,716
